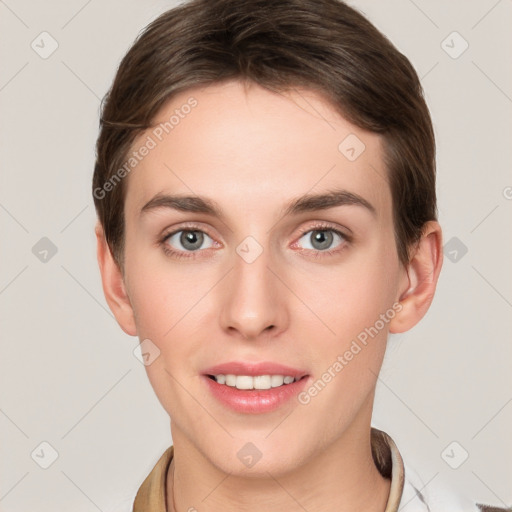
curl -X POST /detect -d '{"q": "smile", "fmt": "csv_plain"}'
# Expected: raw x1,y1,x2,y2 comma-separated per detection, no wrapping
207,374,299,390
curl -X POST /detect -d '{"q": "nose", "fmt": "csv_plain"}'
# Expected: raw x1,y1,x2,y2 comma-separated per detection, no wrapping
218,243,289,340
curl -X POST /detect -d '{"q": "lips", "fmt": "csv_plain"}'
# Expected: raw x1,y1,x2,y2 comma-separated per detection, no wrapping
201,361,310,414
202,361,308,380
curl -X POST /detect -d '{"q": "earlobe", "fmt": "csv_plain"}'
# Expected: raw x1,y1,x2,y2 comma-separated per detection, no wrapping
389,221,443,334
95,221,138,336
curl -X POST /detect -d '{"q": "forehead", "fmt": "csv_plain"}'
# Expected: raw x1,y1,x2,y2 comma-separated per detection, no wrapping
124,80,390,222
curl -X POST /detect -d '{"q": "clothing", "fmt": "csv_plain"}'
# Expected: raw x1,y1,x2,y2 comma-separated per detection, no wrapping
111,427,509,511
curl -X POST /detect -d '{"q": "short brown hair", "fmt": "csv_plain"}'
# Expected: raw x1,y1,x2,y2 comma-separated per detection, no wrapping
93,0,436,270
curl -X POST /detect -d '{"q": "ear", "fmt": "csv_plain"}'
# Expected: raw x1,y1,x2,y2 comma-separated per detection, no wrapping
389,221,443,334
95,221,137,336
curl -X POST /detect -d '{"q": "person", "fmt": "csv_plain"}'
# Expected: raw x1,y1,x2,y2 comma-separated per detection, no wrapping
92,0,509,510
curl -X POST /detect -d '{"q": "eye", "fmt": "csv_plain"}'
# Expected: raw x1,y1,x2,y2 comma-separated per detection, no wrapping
164,229,214,253
296,227,347,252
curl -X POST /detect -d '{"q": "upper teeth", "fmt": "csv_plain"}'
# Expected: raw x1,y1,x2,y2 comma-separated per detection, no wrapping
213,374,297,390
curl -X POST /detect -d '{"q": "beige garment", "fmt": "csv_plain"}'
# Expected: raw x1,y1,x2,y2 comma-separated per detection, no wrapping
132,427,404,511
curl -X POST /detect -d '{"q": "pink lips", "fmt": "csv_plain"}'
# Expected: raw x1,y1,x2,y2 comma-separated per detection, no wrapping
202,361,310,414
203,361,308,379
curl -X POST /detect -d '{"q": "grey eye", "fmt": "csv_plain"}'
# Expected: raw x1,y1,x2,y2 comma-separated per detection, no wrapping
166,230,214,252
298,230,344,251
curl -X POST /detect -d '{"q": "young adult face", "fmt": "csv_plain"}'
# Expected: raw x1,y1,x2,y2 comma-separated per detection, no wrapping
96,79,441,477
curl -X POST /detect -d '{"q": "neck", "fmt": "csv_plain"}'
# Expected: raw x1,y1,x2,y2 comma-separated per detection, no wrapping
167,414,391,512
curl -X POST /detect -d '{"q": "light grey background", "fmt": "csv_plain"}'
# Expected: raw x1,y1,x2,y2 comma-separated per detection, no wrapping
1,1,511,510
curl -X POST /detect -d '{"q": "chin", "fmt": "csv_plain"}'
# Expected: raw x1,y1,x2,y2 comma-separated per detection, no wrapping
203,439,306,479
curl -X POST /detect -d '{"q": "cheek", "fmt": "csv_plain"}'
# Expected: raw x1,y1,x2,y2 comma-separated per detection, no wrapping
128,274,170,340
124,258,205,413
295,253,398,423
296,248,400,344
125,246,204,340
124,253,216,395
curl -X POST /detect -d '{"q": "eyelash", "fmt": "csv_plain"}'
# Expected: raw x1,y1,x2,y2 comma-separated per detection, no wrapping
158,222,351,260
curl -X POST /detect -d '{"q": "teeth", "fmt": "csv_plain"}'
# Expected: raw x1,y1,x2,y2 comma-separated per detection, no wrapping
212,374,299,390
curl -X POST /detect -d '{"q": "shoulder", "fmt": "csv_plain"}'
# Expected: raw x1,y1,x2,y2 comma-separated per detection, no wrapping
476,506,512,512
402,461,510,512
372,427,509,512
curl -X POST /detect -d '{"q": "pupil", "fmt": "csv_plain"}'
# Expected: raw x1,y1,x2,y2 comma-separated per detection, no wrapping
181,231,203,250
312,230,332,250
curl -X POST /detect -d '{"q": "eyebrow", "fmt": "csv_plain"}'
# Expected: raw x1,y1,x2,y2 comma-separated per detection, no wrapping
139,188,376,219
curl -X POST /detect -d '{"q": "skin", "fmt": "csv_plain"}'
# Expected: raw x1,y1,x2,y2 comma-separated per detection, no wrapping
96,80,443,511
